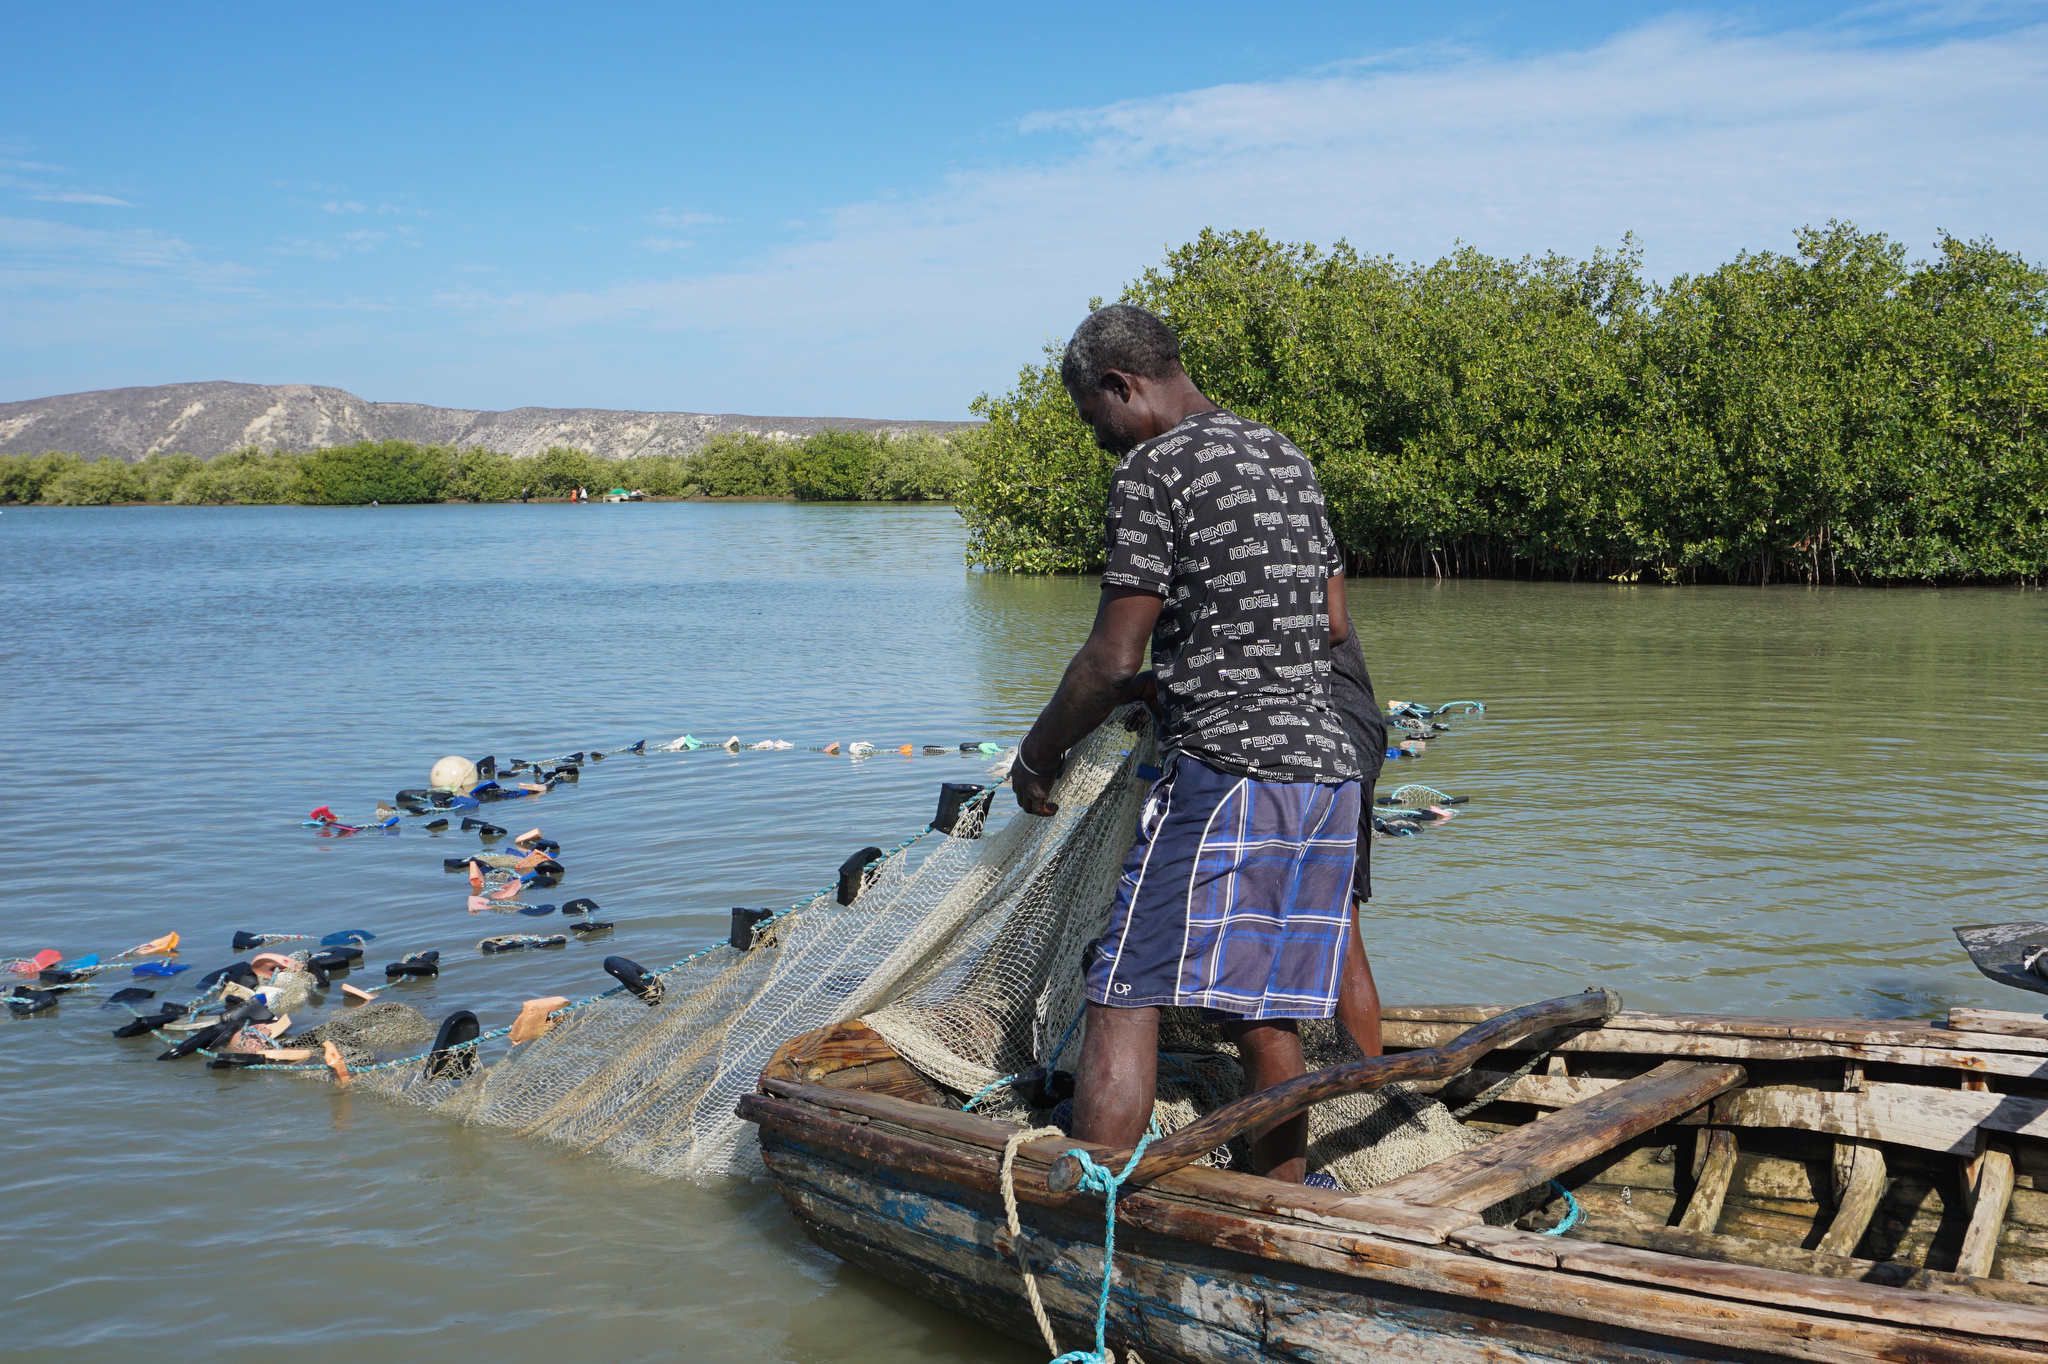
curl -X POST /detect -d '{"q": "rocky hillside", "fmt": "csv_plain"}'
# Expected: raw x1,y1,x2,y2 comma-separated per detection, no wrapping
0,382,971,460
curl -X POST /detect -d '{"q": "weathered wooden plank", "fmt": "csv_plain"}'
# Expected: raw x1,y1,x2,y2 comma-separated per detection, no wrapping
1376,1062,1746,1213
764,1017,920,1084
1383,1017,2048,1081
1453,1224,2048,1347
1952,1009,2048,1042
759,1105,2048,1362
1961,1150,2020,1279
1583,1220,2048,1309
750,1079,1480,1244
1388,1006,2048,1056
1712,1080,2048,1156
1677,1129,1737,1235
1048,989,1622,1194
1431,1068,1626,1114
1816,1142,1887,1259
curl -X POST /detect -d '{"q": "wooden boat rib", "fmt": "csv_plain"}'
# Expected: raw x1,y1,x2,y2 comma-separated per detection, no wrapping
738,992,2048,1362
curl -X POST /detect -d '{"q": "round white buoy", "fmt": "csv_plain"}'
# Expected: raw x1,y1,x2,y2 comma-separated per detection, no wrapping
430,754,480,793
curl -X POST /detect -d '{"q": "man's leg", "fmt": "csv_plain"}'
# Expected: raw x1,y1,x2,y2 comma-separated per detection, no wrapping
1071,1002,1160,1147
1220,1016,1309,1182
1336,909,1382,1058
1336,777,1382,1058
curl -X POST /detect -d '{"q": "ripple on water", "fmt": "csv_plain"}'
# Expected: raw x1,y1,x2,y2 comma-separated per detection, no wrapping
0,508,2042,1361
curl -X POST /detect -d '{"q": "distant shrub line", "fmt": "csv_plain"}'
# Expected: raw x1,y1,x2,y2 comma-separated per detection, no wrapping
962,223,2046,585
0,430,974,507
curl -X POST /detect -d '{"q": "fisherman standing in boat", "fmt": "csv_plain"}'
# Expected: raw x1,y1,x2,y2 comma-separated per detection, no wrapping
1014,303,1364,1183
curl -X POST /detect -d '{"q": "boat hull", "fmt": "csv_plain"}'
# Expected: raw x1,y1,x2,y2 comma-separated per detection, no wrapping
763,1130,1717,1363
741,1007,2048,1363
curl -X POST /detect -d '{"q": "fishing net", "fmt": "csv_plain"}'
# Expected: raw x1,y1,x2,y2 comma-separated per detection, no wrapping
284,1001,435,1065
324,711,1480,1190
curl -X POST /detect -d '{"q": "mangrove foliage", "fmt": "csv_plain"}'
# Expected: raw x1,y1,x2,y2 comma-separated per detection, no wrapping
0,430,973,508
963,223,2046,584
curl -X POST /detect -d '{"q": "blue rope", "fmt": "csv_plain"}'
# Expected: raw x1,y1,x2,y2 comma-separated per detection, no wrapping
1542,1180,1580,1236
961,1073,1022,1111
1051,1132,1155,1364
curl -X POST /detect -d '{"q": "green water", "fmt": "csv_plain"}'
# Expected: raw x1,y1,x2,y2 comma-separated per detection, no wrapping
0,503,2041,1360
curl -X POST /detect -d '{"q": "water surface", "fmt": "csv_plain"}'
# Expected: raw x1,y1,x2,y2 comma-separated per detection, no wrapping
1,504,2041,1360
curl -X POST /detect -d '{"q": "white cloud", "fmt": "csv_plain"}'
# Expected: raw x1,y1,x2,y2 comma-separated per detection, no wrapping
272,225,418,259
434,14,2048,412
651,208,721,229
30,190,133,207
322,197,423,216
638,236,695,253
0,215,197,272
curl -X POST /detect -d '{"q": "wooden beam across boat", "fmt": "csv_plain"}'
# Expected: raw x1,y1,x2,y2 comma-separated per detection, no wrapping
1374,1061,1747,1212
1046,988,1621,1194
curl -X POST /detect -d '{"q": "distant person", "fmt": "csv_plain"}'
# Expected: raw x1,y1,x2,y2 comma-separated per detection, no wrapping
1013,304,1361,1183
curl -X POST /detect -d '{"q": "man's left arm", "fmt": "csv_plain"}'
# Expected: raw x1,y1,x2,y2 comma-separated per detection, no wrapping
1327,572,1352,649
1013,588,1161,815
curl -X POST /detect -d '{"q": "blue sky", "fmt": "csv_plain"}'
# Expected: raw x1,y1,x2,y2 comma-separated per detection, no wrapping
3,1,2044,418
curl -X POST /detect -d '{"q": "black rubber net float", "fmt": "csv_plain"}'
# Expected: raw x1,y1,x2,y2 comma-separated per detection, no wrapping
196,962,260,993
603,956,664,1006
6,988,59,1018
158,1019,234,1060
560,898,599,916
112,1005,185,1038
207,1053,267,1070
384,950,440,980
422,1010,481,1081
479,934,567,954
934,782,989,838
568,920,614,938
836,846,884,906
729,907,773,951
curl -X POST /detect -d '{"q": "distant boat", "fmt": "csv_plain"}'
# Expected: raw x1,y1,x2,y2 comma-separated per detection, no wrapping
601,487,645,503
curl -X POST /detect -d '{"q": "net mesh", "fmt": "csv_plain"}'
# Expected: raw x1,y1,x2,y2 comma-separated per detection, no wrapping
327,712,1483,1190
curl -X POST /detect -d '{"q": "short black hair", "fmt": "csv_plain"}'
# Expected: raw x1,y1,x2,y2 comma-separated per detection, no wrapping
1060,304,1182,392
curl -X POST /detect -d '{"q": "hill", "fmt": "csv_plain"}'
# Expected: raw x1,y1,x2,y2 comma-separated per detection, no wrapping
0,382,971,460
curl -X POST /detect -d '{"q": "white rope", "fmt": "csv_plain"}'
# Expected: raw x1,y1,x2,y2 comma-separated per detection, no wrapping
1000,1125,1071,1358
998,1125,1146,1364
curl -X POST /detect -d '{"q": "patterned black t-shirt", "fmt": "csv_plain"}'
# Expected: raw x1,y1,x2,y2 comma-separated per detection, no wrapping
1102,410,1360,784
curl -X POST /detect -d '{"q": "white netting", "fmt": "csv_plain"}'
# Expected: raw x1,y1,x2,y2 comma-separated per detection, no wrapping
322,711,1481,1190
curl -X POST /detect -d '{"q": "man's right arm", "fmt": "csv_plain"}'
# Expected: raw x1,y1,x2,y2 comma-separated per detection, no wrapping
1014,451,1175,815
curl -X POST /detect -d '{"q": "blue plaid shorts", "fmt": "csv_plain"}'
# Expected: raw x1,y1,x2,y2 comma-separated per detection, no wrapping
1084,753,1360,1020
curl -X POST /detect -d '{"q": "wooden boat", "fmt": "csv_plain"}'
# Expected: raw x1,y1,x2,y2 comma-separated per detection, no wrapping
739,989,2048,1361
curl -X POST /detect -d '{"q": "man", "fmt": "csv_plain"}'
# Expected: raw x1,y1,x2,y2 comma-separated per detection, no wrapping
1012,304,1362,1183
1330,630,1387,1059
